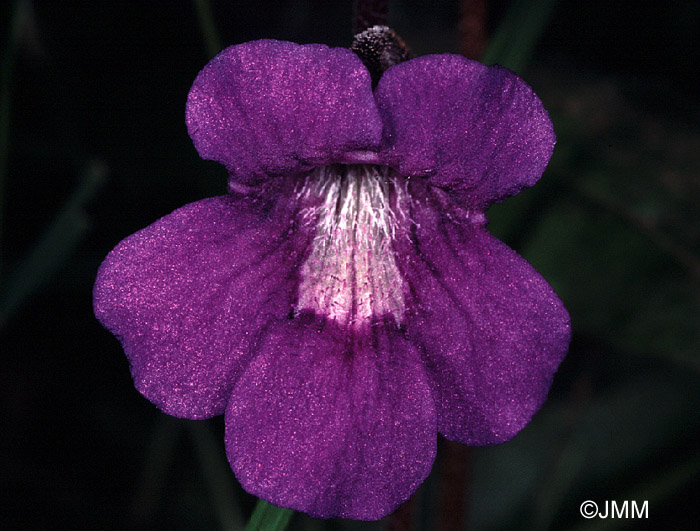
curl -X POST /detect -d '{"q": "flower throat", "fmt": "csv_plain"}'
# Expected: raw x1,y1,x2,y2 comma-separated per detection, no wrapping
297,164,407,327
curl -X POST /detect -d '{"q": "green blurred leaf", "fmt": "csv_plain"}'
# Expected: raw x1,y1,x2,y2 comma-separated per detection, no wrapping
188,421,244,531
482,0,558,72
193,0,223,58
0,159,106,327
1,0,33,266
246,499,294,531
469,366,700,530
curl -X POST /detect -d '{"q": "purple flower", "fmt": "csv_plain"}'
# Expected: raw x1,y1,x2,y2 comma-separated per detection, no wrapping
94,39,570,520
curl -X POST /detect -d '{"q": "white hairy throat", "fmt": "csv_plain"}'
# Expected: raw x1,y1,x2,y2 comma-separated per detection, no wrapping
296,164,408,327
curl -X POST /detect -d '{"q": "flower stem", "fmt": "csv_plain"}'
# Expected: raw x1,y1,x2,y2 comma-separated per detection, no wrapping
0,0,30,279
188,421,244,530
193,0,223,58
386,493,416,531
0,159,106,327
437,439,471,531
245,499,294,531
459,0,488,60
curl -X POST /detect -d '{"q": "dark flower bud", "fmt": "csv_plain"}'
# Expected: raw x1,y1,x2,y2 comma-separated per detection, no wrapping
351,25,411,86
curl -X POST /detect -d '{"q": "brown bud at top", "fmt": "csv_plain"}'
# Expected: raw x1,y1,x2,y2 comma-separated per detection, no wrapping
351,25,411,87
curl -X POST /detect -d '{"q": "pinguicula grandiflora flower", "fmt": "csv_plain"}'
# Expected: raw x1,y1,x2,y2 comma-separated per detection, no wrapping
94,29,570,520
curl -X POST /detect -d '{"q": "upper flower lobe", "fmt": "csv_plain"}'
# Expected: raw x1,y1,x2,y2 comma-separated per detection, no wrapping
376,54,556,208
94,39,570,520
185,40,383,187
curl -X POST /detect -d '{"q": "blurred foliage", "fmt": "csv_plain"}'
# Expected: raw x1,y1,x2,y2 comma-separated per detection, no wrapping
1,1,699,530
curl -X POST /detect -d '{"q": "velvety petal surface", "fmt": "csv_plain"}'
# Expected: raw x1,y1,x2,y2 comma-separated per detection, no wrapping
186,39,382,187
225,316,436,520
376,54,555,208
93,190,312,418
394,185,570,444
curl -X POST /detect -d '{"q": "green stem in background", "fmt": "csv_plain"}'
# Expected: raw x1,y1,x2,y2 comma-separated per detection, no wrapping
245,499,294,531
481,0,558,73
188,421,244,531
0,159,106,328
193,0,223,58
128,417,182,528
483,0,560,285
570,180,700,281
0,0,31,279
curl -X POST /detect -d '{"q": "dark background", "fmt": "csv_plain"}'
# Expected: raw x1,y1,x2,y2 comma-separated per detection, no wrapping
2,1,699,529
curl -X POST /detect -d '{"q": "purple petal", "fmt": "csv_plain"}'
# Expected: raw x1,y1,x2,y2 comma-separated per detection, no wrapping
225,316,436,520
186,40,382,188
394,186,570,444
376,54,555,208
93,191,312,418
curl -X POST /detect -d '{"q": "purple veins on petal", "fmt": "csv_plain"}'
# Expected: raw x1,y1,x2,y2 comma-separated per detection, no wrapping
393,181,571,445
93,188,314,419
224,315,436,520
